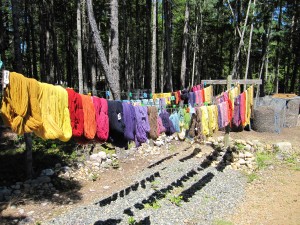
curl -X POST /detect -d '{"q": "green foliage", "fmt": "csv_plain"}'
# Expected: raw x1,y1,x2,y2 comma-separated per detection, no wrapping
246,172,259,183
111,159,120,169
168,195,183,206
128,216,136,225
143,200,161,210
150,180,160,190
235,143,245,151
256,151,275,169
213,219,234,225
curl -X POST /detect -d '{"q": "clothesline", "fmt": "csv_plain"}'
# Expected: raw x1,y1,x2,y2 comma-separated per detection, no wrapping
1,71,255,151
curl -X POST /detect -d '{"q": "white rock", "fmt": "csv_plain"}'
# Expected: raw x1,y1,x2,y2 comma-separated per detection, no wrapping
246,141,254,146
239,153,245,158
154,140,164,147
41,169,55,176
27,211,34,216
238,159,246,165
217,136,224,142
90,154,102,162
112,154,117,158
274,142,292,152
98,151,107,159
245,152,253,158
244,144,251,151
18,209,25,214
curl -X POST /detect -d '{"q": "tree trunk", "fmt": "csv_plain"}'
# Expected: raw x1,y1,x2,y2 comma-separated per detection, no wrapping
144,0,152,89
24,133,33,179
30,3,38,79
230,0,252,79
274,0,282,93
164,0,173,91
11,0,23,73
77,0,83,93
86,0,120,100
109,0,120,99
151,0,157,93
180,1,189,89
245,0,256,83
191,3,199,87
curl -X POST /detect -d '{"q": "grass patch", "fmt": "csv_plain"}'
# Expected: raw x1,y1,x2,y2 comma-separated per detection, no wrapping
235,143,245,151
246,172,259,183
255,151,275,169
128,216,136,225
150,180,160,190
168,195,183,206
213,219,234,225
143,200,161,210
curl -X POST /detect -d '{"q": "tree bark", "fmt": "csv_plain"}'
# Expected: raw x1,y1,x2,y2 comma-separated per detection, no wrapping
77,0,83,93
244,0,256,82
230,0,252,79
109,0,120,99
274,0,282,93
11,0,23,73
180,1,189,89
87,0,120,100
164,0,173,91
151,0,157,93
191,3,199,87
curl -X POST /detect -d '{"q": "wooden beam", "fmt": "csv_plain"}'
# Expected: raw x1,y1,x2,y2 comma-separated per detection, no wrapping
201,79,262,85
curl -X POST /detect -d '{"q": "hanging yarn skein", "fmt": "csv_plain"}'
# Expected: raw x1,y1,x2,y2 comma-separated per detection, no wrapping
122,102,136,141
1,72,43,134
134,105,150,146
92,96,109,142
148,106,159,140
80,94,97,140
35,83,72,141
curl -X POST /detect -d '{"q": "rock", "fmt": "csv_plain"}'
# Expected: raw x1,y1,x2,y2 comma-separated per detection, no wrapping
154,140,164,147
41,202,48,206
244,144,251,151
53,193,60,197
19,209,25,214
246,140,253,146
103,186,110,189
239,153,245,159
41,169,55,176
274,142,292,152
23,184,30,190
61,166,71,172
207,137,215,142
14,184,21,190
265,144,273,151
0,188,12,196
106,159,112,164
246,163,253,169
217,136,224,143
92,162,100,167
4,195,11,201
252,140,260,145
245,152,253,158
55,163,62,169
27,211,34,216
37,176,51,184
276,153,285,161
90,154,102,162
13,190,21,195
238,159,246,165
112,154,117,158
10,205,17,209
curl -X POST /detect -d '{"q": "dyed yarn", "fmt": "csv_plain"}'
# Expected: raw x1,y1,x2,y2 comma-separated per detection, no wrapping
35,84,72,141
134,106,150,146
122,102,136,141
157,116,166,134
108,101,126,147
148,106,158,140
1,72,43,135
80,94,96,140
66,88,84,138
159,110,175,135
169,112,180,132
92,97,109,142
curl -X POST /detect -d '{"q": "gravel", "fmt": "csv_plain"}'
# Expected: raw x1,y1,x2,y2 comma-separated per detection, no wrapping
40,145,247,225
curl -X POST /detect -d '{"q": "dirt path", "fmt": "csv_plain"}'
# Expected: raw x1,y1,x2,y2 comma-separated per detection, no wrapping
228,164,300,225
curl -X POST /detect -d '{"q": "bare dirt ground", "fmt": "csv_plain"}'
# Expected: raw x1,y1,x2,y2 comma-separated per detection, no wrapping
1,127,300,224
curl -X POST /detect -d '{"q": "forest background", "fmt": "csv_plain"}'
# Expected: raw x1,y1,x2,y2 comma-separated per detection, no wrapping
0,0,299,100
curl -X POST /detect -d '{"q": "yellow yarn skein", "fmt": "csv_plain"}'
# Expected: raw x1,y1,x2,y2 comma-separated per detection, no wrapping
34,83,72,141
1,72,42,134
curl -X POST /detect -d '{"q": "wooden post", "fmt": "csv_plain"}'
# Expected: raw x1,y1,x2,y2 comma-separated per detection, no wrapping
224,75,232,148
24,133,33,179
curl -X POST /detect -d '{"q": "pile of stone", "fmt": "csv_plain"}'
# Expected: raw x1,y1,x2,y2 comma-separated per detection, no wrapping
0,169,56,202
